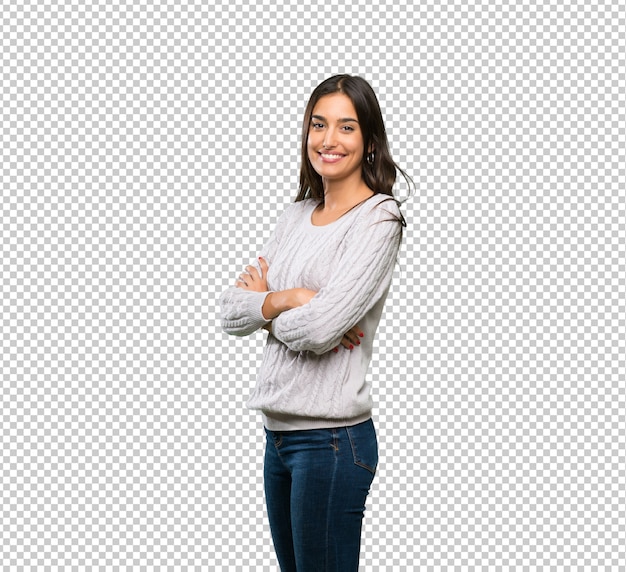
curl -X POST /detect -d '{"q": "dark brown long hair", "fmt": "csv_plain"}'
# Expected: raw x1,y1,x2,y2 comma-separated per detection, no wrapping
296,75,413,229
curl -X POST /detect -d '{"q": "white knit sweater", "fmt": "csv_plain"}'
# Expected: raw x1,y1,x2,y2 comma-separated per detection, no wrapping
219,193,402,430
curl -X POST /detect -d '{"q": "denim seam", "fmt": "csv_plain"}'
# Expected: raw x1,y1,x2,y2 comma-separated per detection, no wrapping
346,426,377,476
325,429,339,572
330,428,339,452
268,432,290,470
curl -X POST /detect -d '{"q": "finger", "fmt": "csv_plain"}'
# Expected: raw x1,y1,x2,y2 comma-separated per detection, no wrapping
244,265,257,281
347,327,363,346
350,325,364,339
343,329,361,347
258,256,268,275
339,335,355,350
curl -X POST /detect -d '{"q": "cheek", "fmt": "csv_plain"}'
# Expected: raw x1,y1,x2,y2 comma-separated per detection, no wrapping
306,138,319,159
353,140,365,158
307,134,318,151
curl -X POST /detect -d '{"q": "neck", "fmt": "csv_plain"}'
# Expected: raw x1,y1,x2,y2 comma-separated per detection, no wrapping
321,177,373,212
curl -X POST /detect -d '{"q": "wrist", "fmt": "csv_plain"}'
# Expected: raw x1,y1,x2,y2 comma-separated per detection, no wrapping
262,288,316,320
261,290,292,320
287,288,313,309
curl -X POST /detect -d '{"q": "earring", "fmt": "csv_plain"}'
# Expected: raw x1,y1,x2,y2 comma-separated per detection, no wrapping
366,152,375,165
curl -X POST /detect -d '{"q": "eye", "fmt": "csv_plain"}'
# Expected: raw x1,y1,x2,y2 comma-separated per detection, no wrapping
341,125,355,132
311,122,325,130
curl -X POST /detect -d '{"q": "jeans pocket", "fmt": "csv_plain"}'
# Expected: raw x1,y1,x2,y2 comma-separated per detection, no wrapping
265,427,283,448
346,420,378,476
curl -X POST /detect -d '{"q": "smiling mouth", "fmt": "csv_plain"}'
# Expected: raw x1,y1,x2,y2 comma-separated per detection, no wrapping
319,153,345,161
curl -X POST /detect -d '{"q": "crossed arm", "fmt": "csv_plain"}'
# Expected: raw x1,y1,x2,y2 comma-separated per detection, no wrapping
235,256,364,352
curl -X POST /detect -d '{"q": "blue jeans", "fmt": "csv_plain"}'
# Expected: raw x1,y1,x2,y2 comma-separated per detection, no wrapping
264,418,378,572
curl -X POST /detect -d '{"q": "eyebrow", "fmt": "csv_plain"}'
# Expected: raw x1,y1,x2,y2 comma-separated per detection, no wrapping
311,114,359,124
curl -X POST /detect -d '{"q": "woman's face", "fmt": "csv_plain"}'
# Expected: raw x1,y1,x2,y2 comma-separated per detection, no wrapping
307,93,366,186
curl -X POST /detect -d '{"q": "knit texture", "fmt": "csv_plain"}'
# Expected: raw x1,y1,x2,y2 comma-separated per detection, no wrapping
219,193,402,430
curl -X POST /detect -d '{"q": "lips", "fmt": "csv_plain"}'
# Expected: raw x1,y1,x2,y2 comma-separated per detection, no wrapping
319,152,345,162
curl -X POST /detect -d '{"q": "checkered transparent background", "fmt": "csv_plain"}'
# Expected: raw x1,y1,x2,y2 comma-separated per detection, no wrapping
2,0,625,570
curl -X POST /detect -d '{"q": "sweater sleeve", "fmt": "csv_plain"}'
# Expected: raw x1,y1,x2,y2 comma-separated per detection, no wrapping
270,198,402,354
218,203,294,337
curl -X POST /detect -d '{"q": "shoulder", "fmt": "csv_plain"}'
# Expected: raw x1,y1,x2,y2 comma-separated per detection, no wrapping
275,198,313,225
284,198,317,216
270,198,316,239
360,193,403,224
350,194,405,247
370,193,401,211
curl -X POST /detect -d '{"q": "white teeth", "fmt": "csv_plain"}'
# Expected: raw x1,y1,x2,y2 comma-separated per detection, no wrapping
321,154,343,159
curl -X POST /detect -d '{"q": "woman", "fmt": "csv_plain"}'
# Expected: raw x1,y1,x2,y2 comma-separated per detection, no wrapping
219,74,411,572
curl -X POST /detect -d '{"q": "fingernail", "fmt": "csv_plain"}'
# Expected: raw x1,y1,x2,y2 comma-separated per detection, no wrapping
358,332,364,337
356,340,360,345
333,347,338,353
349,344,354,350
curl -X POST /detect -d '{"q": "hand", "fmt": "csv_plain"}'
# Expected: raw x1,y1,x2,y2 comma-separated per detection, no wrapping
332,325,364,353
235,257,269,292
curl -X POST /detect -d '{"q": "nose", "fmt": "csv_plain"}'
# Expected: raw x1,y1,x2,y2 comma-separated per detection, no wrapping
323,128,337,149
